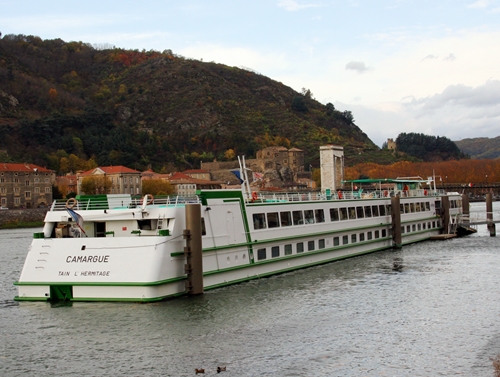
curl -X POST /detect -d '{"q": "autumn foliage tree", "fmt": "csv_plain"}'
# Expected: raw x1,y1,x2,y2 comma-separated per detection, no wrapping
81,175,112,194
142,179,174,196
346,159,500,184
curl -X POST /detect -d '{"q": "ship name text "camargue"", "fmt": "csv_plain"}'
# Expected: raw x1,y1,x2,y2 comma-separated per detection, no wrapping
66,255,110,263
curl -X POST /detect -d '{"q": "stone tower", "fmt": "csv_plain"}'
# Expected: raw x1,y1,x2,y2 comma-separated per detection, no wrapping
387,138,396,150
320,145,344,193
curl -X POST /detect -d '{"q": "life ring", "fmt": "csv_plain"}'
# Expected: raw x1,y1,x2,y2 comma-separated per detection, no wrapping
66,197,77,209
145,194,154,205
251,192,258,202
337,190,343,199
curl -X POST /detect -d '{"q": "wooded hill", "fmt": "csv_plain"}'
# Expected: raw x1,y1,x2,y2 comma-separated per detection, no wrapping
454,137,500,159
395,133,468,161
0,34,407,174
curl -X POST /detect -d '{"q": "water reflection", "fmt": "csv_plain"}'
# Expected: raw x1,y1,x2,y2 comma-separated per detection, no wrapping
2,204,500,376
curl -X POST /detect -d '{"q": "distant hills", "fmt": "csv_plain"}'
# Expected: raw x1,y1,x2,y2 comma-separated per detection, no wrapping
454,137,500,159
0,34,397,173
1,34,489,175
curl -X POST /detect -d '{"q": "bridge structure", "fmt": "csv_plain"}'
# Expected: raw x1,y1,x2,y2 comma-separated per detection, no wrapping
436,182,500,200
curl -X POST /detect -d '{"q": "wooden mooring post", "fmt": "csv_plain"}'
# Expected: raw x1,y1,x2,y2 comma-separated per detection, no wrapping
184,203,204,295
391,196,402,248
486,193,496,237
441,195,450,234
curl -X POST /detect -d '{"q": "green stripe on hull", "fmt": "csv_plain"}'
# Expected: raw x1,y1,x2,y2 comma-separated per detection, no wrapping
14,275,186,287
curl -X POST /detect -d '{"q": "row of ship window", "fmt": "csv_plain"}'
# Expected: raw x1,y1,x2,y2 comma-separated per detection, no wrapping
401,220,440,233
255,229,387,261
255,219,441,261
253,201,433,230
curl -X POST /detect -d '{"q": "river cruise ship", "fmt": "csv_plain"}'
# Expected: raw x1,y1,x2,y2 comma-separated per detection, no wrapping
14,178,463,302
15,146,465,302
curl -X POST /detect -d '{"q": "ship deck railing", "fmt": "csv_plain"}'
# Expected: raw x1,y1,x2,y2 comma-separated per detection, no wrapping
251,189,446,203
50,195,201,211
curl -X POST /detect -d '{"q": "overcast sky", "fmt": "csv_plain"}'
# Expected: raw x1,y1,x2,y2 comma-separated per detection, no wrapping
2,0,500,146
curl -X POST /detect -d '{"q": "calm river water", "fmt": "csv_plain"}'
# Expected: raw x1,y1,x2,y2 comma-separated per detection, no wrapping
1,202,500,376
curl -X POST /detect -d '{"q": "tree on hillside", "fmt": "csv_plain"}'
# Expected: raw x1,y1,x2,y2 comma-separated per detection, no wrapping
325,102,335,116
301,88,313,99
81,175,112,194
142,179,174,196
291,95,308,112
343,110,354,124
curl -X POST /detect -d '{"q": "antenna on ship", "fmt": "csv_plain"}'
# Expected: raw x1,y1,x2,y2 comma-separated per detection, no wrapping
237,156,252,199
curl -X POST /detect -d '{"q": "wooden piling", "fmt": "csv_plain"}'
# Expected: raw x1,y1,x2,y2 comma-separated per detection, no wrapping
184,204,203,295
441,195,450,234
391,196,402,248
486,193,496,237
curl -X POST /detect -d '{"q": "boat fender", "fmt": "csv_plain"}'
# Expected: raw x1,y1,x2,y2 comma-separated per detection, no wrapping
251,192,258,202
141,194,154,210
66,197,77,209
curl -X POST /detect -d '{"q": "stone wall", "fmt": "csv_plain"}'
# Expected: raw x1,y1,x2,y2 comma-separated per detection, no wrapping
0,208,47,227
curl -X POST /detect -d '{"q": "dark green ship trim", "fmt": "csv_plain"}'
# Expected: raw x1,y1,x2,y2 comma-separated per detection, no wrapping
15,296,50,301
14,275,186,287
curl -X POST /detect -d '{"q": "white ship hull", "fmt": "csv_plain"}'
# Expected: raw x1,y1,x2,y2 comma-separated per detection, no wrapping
15,188,462,302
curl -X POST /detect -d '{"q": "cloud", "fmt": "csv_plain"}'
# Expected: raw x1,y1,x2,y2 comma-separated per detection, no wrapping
333,80,500,146
345,61,369,73
421,54,438,61
277,0,321,11
467,0,490,9
409,80,500,111
443,53,456,61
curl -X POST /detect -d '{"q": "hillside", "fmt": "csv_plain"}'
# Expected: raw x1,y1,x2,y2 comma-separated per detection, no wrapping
454,136,500,159
0,34,403,173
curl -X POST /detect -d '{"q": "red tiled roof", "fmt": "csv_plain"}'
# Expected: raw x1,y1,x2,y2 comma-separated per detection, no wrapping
169,172,192,181
79,165,141,176
183,169,209,174
0,163,53,173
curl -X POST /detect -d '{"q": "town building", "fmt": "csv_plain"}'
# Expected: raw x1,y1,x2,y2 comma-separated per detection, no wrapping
77,166,142,195
255,146,304,175
169,172,222,195
0,163,55,208
183,169,211,181
201,146,308,189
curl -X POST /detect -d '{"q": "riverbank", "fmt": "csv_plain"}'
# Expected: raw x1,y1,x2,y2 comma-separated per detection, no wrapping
0,208,47,229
